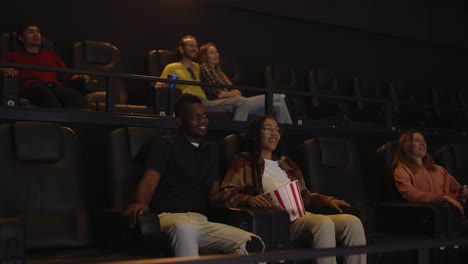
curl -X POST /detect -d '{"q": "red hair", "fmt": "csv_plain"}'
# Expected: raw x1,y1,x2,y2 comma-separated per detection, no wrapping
392,130,436,173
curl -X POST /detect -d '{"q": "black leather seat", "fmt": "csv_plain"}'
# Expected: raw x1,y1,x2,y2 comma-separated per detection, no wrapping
0,122,89,249
145,50,182,116
351,77,390,127
73,40,154,114
0,32,54,57
296,137,460,264
264,64,307,125
105,127,170,256
308,68,355,124
435,142,468,186
146,49,178,81
0,32,54,107
434,142,468,234
389,80,437,129
221,57,242,85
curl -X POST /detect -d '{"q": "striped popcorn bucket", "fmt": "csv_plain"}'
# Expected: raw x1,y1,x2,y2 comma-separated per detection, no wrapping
262,180,306,222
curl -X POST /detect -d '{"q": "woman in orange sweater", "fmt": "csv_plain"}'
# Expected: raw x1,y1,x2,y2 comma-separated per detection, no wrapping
393,130,468,215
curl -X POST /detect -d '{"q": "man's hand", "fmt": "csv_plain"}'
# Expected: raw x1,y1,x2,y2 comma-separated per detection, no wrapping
124,203,149,226
326,198,350,214
70,74,91,81
247,195,273,208
0,68,18,76
443,195,464,215
155,82,168,88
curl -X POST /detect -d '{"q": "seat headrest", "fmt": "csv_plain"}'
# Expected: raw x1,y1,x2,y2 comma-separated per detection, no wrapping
157,50,178,72
273,64,295,86
127,127,163,161
1,32,54,56
450,143,468,169
316,69,337,91
14,122,62,162
82,40,113,64
316,137,349,168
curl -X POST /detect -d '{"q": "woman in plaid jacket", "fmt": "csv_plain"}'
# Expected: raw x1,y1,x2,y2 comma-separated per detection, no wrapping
222,115,366,264
199,43,292,124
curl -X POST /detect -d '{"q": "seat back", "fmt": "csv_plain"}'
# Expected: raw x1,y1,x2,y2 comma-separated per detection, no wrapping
264,64,307,124
352,77,390,125
297,137,367,207
389,80,435,127
220,133,286,177
108,127,167,210
72,40,127,104
375,141,406,202
220,133,246,177
434,143,468,185
432,85,463,129
0,32,54,57
221,57,241,84
0,122,88,249
308,68,354,121
146,49,178,79
296,137,377,232
0,32,54,107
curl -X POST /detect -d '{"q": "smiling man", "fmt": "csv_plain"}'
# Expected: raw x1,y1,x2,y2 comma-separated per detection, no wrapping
155,35,208,100
125,94,264,257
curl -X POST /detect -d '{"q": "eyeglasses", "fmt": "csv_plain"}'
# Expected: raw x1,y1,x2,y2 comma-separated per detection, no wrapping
190,113,208,121
262,125,282,135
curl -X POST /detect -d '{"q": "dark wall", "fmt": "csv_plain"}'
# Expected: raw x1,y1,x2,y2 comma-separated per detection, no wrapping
1,0,467,102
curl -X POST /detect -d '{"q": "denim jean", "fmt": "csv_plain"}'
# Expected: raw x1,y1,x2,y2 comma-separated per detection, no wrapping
202,93,292,124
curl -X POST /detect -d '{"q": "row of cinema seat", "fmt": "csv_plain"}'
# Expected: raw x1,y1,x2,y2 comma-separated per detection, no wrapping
2,30,467,131
0,32,240,118
265,64,468,130
0,121,467,263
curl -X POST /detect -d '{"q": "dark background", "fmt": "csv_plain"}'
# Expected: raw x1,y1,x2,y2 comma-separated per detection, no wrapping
1,0,467,216
1,0,467,103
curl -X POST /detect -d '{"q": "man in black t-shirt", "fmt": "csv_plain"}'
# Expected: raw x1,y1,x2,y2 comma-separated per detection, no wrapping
125,94,264,257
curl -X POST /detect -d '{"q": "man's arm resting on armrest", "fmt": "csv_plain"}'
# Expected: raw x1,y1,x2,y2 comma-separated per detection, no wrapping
124,169,161,225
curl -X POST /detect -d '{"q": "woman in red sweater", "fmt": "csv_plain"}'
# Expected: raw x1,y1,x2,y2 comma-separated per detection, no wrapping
393,130,468,215
0,24,84,109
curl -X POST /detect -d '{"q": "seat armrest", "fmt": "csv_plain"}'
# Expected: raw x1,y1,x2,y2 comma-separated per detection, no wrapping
373,202,459,238
69,78,101,94
0,73,19,107
0,217,25,263
136,213,160,237
153,87,181,116
92,209,162,249
208,207,291,250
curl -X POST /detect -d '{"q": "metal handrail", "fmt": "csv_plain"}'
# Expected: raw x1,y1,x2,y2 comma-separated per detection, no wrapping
1,62,466,130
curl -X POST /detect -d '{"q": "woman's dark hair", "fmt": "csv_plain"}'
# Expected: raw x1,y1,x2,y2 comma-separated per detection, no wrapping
243,114,280,193
392,129,436,173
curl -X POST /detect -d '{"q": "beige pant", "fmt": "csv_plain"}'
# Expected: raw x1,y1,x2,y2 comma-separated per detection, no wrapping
291,212,367,264
159,212,264,257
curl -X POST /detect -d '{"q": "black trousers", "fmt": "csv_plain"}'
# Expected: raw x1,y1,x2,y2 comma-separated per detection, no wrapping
21,82,84,109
